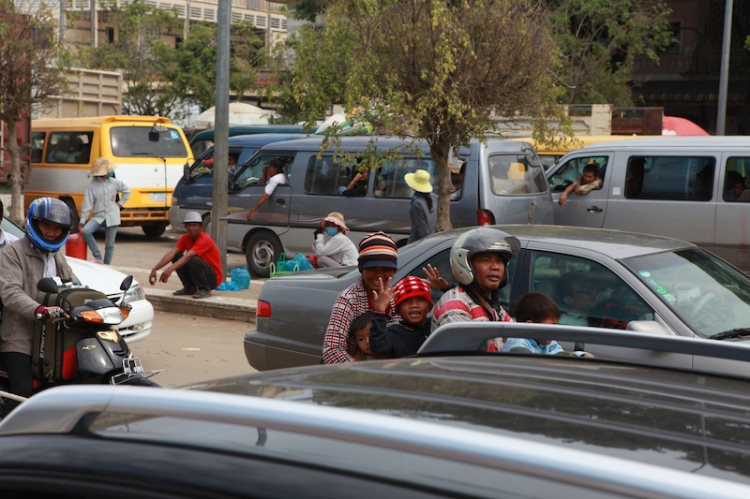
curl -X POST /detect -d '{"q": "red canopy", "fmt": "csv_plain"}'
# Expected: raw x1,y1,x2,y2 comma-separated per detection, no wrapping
662,116,709,136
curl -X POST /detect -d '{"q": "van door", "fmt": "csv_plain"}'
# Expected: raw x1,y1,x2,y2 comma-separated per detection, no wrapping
547,153,612,228
715,155,750,271
228,153,294,233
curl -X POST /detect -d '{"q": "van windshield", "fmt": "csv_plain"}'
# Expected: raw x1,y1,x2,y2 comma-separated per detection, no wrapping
111,126,188,158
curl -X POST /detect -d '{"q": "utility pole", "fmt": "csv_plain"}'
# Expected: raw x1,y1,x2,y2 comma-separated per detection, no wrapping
212,0,230,282
90,0,97,48
716,0,733,135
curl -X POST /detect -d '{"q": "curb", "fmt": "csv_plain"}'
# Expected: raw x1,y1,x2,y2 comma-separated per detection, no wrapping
145,289,257,323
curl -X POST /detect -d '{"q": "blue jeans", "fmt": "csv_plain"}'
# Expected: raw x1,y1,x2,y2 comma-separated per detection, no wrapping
81,219,118,264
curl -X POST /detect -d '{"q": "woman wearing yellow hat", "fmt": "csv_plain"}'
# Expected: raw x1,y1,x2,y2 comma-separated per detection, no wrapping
404,169,437,243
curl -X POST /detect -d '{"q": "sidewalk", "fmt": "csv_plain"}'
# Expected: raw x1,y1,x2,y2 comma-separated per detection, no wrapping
111,265,261,323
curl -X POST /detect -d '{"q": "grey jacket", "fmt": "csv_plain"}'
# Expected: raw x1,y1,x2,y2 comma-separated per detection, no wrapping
80,177,131,226
407,193,438,244
0,238,76,355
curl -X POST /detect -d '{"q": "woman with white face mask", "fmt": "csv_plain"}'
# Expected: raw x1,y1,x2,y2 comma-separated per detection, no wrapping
312,212,358,268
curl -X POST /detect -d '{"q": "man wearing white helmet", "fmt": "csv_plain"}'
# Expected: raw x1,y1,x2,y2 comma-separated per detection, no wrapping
431,227,519,348
148,211,222,299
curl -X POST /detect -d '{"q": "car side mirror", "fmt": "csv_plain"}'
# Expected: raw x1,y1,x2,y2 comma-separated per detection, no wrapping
626,321,670,335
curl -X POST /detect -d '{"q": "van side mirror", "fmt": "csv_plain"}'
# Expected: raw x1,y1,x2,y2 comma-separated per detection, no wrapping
183,162,190,181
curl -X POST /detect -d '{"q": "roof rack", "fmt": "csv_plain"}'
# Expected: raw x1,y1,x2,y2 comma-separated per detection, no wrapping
420,322,750,369
1,385,748,499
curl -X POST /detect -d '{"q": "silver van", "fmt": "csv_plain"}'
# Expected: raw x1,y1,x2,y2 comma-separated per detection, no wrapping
224,136,554,276
546,136,750,271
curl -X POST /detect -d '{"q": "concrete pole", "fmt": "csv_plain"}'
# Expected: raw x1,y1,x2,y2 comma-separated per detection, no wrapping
59,0,64,44
716,0,733,135
90,0,97,48
212,0,230,281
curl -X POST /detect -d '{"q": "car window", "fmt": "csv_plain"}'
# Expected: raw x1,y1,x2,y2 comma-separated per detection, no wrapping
529,251,654,330
635,155,715,201
624,248,750,337
31,131,46,163
236,154,294,189
547,155,608,193
489,153,547,195
723,156,750,202
413,248,516,309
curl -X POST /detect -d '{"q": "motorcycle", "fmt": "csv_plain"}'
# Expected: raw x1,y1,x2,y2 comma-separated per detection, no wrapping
0,275,161,408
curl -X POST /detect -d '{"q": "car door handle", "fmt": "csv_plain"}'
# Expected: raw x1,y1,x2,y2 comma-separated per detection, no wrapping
586,206,603,213
276,199,286,206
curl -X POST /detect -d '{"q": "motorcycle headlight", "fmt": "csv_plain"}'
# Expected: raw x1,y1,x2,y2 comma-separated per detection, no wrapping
124,283,144,303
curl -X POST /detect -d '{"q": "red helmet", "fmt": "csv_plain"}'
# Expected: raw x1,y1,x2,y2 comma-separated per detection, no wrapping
394,276,433,310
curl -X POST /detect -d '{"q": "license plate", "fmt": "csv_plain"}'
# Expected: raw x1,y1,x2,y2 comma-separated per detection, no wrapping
150,193,167,202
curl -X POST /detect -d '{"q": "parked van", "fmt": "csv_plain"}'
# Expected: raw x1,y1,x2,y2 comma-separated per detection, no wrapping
545,136,750,271
29,116,192,237
222,136,554,276
189,124,315,158
169,133,312,228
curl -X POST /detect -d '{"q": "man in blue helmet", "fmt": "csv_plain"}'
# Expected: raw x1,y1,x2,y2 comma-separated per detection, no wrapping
0,197,77,416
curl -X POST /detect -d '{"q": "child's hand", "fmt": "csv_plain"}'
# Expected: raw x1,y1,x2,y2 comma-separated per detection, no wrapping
423,264,450,292
372,276,393,313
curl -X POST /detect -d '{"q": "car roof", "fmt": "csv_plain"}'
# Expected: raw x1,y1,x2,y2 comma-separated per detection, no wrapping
408,224,693,261
190,124,314,143
578,135,750,151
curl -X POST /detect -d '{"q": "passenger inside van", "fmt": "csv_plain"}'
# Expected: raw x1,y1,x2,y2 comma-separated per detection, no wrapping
625,158,646,199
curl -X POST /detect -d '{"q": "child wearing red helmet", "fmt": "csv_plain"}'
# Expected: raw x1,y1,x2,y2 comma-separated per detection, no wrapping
370,275,433,358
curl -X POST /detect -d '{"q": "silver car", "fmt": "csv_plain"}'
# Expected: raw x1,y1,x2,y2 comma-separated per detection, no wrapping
245,224,750,371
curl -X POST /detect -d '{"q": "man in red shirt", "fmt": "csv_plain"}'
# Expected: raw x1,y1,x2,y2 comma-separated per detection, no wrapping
148,212,223,299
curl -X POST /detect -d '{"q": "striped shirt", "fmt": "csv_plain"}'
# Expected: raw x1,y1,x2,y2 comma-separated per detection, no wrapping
322,278,396,364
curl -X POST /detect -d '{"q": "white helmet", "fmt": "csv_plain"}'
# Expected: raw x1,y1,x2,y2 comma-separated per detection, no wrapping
450,227,519,287
184,211,202,224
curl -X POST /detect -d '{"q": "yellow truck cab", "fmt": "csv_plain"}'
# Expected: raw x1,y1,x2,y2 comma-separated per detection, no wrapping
29,116,192,237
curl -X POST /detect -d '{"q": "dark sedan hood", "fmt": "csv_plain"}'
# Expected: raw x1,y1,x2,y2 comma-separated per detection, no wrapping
191,355,750,484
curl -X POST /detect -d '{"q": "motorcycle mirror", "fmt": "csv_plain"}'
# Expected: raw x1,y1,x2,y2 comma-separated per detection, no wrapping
120,276,134,292
37,278,59,294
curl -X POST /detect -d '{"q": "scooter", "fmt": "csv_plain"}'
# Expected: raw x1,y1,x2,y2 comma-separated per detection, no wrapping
0,275,161,407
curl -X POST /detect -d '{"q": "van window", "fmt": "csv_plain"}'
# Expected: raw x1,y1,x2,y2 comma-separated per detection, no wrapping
111,126,188,158
635,156,715,201
235,154,294,190
724,157,750,202
45,131,94,164
304,156,361,196
489,154,547,195
31,131,45,163
374,158,439,199
548,156,608,193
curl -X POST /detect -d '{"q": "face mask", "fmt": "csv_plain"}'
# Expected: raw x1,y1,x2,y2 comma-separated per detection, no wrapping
324,227,338,237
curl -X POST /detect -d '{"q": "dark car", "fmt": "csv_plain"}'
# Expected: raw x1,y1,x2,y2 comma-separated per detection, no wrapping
2,327,750,498
245,224,750,371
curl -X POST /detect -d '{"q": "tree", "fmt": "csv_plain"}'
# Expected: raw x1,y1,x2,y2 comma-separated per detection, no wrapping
76,0,182,117
547,0,673,105
0,1,68,223
277,0,560,230
173,21,265,110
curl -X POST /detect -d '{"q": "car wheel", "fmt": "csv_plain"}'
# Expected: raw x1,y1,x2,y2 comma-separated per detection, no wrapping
246,231,282,278
142,223,167,238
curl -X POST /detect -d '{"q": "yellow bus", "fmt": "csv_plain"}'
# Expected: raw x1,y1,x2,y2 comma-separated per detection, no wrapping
510,135,661,170
29,116,192,237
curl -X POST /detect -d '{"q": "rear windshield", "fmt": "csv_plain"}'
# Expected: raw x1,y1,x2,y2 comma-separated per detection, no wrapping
110,126,188,158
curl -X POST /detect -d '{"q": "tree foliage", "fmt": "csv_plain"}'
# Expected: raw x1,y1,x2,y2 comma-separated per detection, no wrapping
76,0,182,117
278,0,560,230
0,1,68,223
547,0,673,105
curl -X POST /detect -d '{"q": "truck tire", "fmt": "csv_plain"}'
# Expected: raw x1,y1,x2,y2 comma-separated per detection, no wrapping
142,223,167,238
245,231,282,278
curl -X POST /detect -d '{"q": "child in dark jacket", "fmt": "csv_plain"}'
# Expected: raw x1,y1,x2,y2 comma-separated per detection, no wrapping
370,275,432,358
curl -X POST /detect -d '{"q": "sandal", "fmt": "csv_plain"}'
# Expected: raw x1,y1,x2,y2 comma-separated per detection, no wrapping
192,289,212,299
173,288,195,296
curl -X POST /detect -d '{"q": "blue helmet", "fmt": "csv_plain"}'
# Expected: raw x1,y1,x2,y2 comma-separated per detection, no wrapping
26,198,72,253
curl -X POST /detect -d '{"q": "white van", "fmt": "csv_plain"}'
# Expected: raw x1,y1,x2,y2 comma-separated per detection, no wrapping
545,136,750,271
